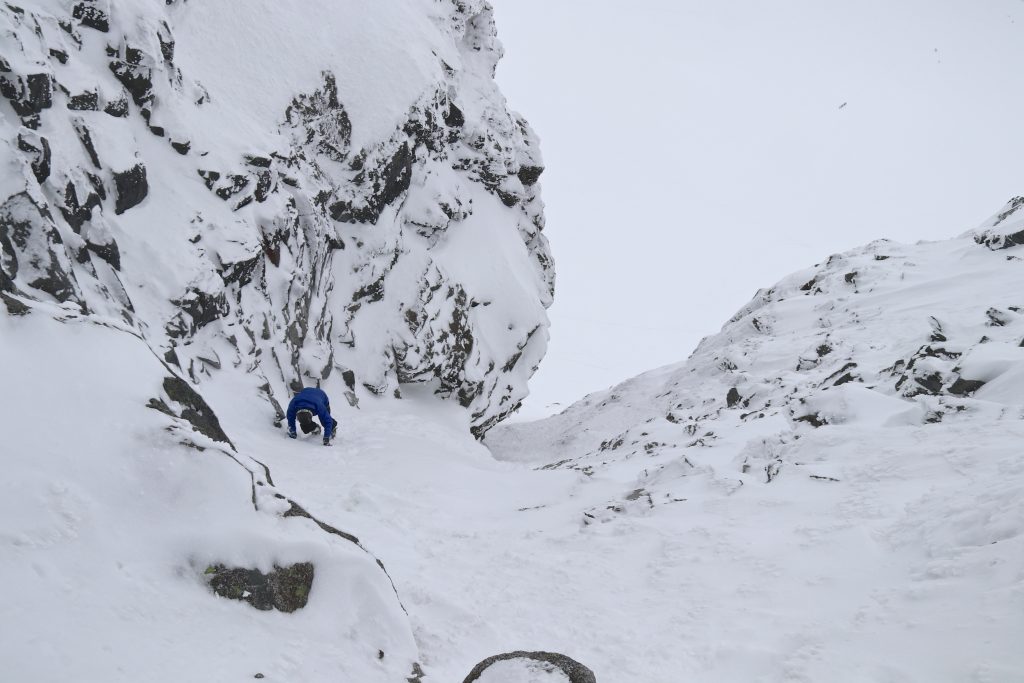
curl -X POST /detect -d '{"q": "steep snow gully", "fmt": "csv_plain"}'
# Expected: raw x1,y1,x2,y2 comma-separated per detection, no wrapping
4,1,1024,682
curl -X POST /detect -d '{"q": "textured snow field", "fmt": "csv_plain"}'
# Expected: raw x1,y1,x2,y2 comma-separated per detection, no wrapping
7,0,1021,680
0,314,418,682
244,399,1024,682
4,228,1024,682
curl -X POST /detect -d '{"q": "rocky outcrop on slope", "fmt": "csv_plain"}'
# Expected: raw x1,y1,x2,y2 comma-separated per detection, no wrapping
973,195,1024,250
489,199,1024,516
463,651,597,683
205,561,315,613
1,311,425,682
0,0,552,435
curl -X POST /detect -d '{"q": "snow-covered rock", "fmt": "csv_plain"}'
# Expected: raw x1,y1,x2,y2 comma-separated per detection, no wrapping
0,0,552,435
464,651,596,683
492,204,1024,468
489,207,1024,680
0,313,420,681
2,1,557,680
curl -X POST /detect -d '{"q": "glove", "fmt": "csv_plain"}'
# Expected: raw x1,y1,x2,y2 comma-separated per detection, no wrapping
288,430,297,439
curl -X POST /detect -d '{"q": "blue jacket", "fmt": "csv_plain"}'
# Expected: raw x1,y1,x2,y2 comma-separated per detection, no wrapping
286,387,335,437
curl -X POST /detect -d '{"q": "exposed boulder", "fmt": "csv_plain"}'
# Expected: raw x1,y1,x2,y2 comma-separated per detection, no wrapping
205,562,314,613
0,71,53,128
113,163,148,214
462,651,597,683
148,375,233,447
0,193,80,304
16,131,51,183
72,0,109,32
68,90,99,111
103,93,129,117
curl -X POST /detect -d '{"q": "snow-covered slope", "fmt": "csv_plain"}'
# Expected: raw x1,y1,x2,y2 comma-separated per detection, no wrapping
488,199,1024,681
0,313,419,681
5,2,1024,680
1,0,552,436
4,192,1022,680
1,1,563,680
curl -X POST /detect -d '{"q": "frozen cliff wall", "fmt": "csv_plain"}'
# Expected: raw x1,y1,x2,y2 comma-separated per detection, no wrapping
0,0,553,435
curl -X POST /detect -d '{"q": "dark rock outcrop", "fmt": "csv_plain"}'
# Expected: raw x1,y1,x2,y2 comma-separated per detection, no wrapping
59,179,103,233
0,193,79,304
72,0,109,32
329,141,413,225
947,377,986,396
166,287,229,338
205,562,314,613
68,90,99,111
113,164,148,214
974,197,1024,250
0,71,52,127
462,651,597,683
149,375,233,447
17,132,51,183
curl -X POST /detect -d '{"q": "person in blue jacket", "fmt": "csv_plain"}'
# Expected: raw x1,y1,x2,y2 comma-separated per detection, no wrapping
286,387,336,446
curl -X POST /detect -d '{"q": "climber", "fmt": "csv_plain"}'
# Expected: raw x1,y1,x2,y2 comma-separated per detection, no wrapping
286,387,336,446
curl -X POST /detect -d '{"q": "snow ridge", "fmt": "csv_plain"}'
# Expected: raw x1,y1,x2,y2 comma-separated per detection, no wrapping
489,203,1024,680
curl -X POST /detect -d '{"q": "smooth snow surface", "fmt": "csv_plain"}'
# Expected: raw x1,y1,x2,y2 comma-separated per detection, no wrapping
174,0,445,151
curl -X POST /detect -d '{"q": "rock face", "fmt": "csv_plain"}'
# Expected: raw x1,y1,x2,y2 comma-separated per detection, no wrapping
0,0,553,435
463,651,597,683
974,196,1024,250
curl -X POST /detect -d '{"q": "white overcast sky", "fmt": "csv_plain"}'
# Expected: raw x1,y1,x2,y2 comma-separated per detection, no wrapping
490,0,1024,419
